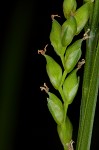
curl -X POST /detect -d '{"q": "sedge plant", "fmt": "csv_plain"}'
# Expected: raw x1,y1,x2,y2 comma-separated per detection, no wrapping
38,0,99,150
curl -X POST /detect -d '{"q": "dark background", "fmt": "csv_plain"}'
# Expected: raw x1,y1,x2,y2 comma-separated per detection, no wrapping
0,0,99,150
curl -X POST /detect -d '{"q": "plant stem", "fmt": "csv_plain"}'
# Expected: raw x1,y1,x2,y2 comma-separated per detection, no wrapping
63,102,68,123
81,0,99,113
58,70,67,102
76,0,99,150
60,69,67,87
76,39,99,150
59,87,66,102
61,55,65,68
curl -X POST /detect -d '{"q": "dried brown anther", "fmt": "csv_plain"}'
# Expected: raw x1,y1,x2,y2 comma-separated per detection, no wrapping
82,28,91,40
77,59,85,70
66,140,74,150
83,28,90,37
51,14,61,21
40,83,49,93
38,44,48,55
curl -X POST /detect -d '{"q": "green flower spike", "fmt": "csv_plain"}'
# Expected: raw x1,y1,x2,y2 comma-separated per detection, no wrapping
63,0,77,19
50,15,66,57
64,39,83,73
40,83,64,125
63,59,85,105
74,2,91,35
61,16,77,47
63,69,80,105
38,45,62,90
47,92,64,125
57,117,73,150
64,28,90,73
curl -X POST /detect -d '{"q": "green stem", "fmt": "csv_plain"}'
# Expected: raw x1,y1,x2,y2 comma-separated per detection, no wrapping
76,40,99,150
59,87,66,103
58,70,67,102
63,102,68,123
77,0,99,132
60,69,67,87
91,0,99,31
61,55,65,68
81,0,99,109
76,1,99,149
58,69,67,103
